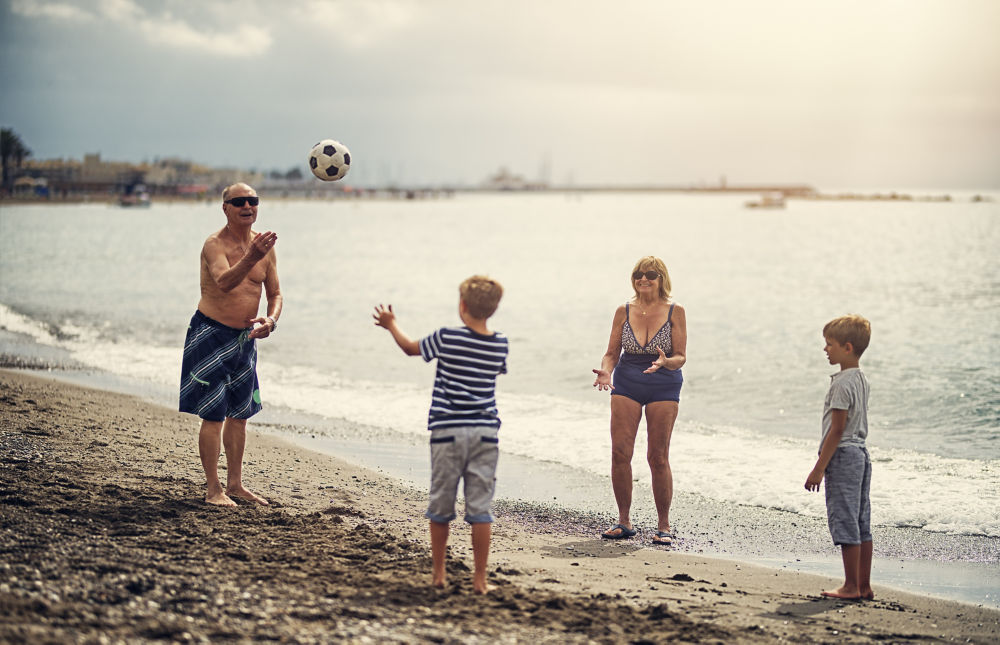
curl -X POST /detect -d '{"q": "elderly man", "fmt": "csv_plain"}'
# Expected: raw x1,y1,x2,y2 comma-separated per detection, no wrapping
179,183,282,506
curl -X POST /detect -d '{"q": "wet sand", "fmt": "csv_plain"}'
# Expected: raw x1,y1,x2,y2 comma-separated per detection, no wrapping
2,369,998,643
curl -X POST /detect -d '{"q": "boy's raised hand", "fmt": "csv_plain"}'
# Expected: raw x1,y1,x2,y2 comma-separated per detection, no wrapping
373,304,396,329
373,304,420,356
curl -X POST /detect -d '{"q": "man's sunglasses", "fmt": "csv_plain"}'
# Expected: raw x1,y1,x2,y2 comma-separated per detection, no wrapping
225,196,259,207
632,270,659,280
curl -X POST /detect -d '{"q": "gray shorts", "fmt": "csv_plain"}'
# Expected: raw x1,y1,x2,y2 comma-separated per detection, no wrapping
824,445,872,546
426,426,499,524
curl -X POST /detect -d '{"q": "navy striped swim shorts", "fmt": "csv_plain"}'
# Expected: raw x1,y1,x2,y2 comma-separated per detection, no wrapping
179,310,262,422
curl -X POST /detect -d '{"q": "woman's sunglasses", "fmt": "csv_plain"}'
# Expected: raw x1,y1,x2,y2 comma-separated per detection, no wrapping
632,270,659,280
225,196,259,207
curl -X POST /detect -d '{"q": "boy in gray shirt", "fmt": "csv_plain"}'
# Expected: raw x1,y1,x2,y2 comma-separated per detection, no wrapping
805,314,874,600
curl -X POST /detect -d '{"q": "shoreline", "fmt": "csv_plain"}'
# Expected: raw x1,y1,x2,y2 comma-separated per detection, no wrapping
2,368,998,643
279,426,1000,607
5,364,1000,608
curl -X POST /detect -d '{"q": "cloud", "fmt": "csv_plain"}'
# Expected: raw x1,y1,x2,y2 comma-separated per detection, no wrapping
137,13,272,58
5,0,998,187
13,0,272,57
97,0,141,21
289,0,417,49
11,0,95,21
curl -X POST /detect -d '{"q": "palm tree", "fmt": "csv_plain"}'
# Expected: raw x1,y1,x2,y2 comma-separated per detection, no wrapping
1,128,32,195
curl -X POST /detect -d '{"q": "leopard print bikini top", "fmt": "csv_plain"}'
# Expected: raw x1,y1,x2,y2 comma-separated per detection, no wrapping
621,302,674,355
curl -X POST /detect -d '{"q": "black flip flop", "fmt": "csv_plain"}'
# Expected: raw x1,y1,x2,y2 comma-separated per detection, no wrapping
652,530,676,546
601,523,637,540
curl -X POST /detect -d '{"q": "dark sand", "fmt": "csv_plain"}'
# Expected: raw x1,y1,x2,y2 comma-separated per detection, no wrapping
2,369,998,643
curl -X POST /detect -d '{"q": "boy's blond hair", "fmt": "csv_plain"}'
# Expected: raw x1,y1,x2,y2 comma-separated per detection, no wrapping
823,314,872,357
460,275,503,319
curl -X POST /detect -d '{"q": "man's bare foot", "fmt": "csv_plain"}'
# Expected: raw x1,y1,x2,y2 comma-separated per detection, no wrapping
860,589,875,600
431,574,447,589
821,586,861,600
206,490,237,507
226,485,269,505
473,580,492,595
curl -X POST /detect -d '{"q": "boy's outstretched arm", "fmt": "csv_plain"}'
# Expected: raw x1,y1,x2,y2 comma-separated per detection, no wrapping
373,304,421,356
805,409,847,491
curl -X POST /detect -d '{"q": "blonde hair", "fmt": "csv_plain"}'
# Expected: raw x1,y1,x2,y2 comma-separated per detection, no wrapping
460,275,504,319
630,256,671,301
823,314,872,357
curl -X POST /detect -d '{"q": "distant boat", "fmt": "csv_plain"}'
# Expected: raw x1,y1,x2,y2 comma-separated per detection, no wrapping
119,183,151,207
118,192,151,207
744,192,785,209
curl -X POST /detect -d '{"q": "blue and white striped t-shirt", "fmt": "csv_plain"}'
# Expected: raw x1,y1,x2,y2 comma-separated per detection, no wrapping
419,326,508,431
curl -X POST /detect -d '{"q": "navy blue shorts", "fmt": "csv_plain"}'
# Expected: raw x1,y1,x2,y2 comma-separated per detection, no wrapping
612,354,683,405
179,311,262,422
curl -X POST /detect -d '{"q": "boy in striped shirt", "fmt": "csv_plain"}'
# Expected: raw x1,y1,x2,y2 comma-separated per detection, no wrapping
373,276,508,594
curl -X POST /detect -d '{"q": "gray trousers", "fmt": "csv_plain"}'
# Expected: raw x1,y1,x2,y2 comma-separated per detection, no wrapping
824,445,872,545
426,426,499,524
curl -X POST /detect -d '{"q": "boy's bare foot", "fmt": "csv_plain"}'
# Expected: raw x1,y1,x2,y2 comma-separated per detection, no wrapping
821,586,861,600
226,485,269,505
473,570,492,594
860,589,875,600
431,574,447,589
205,489,237,507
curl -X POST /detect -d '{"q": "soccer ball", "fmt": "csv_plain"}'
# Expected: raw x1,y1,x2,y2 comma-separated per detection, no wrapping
308,139,351,181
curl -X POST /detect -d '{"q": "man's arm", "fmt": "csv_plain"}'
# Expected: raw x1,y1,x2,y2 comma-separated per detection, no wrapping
805,409,847,491
373,304,421,356
248,250,282,340
203,231,277,293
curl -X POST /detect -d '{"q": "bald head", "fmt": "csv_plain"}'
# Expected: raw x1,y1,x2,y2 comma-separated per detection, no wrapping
222,183,256,202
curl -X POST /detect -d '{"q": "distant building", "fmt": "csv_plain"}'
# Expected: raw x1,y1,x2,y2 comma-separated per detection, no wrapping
16,154,263,200
12,176,49,198
483,167,548,191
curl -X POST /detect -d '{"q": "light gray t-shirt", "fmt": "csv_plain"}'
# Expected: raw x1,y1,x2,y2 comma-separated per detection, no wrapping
821,367,870,449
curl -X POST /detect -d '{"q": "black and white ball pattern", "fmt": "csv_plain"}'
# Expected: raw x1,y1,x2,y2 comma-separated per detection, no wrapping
308,139,351,181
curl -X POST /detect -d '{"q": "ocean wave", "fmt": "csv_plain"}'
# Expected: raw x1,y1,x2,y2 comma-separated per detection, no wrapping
2,302,997,537
261,366,1000,537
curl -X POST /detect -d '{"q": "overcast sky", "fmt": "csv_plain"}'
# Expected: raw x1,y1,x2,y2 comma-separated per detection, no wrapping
2,0,998,189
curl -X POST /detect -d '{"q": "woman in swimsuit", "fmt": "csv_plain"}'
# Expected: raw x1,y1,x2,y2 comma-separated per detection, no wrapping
592,256,687,545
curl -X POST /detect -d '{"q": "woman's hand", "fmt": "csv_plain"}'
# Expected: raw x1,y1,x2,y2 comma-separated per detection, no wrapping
592,369,614,391
643,347,668,374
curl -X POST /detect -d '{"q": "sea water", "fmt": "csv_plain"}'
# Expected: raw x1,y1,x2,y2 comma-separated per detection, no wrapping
1,193,997,540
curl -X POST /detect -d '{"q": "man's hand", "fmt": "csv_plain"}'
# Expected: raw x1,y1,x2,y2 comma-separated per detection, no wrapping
247,231,277,261
247,315,274,340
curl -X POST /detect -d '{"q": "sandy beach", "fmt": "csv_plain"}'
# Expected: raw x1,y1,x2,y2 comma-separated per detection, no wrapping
1,369,997,644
